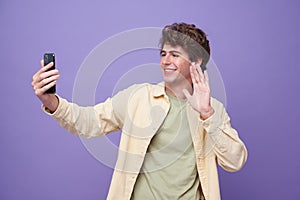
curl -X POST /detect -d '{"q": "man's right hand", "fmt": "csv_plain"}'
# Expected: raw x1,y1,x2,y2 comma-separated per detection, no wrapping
32,60,60,113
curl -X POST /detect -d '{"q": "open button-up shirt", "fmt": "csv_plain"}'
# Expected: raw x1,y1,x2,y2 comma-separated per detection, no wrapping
44,82,247,200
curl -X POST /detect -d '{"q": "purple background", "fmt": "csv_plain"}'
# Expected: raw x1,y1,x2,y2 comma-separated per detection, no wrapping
1,0,299,199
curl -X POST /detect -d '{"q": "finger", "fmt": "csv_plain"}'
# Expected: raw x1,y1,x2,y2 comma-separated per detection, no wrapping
34,74,59,94
34,68,59,87
40,59,44,68
43,80,57,93
32,70,42,86
35,81,57,96
33,70,59,89
40,59,55,71
39,69,59,80
42,61,54,72
204,70,209,84
34,74,60,90
32,64,43,82
190,65,196,84
196,64,204,82
191,64,201,84
203,71,211,92
38,61,54,75
33,61,54,81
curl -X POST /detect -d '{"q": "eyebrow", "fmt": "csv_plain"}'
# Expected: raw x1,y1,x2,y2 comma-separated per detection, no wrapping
160,49,183,55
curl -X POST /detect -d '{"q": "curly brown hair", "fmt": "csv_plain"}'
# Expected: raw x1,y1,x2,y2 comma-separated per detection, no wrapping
160,22,210,71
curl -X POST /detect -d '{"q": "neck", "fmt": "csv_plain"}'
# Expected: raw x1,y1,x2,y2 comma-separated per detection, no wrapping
165,81,193,99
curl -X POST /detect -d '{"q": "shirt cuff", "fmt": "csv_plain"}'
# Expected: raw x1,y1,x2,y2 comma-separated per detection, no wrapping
199,111,224,136
41,95,67,119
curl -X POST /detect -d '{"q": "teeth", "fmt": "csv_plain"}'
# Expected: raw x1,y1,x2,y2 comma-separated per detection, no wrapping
165,69,175,71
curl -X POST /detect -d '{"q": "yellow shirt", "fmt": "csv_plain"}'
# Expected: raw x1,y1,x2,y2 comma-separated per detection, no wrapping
44,82,247,200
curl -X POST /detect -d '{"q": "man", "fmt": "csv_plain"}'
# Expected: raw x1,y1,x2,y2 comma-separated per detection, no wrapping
32,23,247,200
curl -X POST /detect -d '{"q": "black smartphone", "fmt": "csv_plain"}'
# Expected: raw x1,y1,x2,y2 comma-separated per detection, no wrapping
43,53,56,94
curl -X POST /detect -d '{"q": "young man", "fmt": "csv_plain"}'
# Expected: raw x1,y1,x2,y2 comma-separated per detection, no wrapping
32,23,247,200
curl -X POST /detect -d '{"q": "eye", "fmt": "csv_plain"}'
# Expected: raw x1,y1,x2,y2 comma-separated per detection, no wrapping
160,51,166,57
172,53,179,57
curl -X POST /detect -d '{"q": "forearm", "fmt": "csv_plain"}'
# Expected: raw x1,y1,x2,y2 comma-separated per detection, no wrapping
201,102,247,171
43,96,120,138
209,126,247,172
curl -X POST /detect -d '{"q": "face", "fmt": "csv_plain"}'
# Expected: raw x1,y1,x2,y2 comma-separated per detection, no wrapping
160,44,192,85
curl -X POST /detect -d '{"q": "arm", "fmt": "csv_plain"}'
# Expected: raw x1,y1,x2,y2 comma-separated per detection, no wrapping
202,100,248,172
43,96,122,138
32,59,125,138
183,63,247,171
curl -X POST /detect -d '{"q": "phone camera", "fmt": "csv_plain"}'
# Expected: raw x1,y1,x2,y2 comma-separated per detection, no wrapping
44,55,48,61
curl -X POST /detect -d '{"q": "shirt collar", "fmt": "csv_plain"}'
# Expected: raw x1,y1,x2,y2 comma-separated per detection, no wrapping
152,82,166,97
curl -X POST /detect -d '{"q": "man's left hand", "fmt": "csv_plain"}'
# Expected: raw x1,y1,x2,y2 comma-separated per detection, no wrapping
183,63,215,120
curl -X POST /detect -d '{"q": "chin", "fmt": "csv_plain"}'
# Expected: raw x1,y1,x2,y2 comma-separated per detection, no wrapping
163,76,175,83
164,76,192,87
164,78,180,86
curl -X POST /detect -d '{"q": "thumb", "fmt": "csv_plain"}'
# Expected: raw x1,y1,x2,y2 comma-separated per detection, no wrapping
40,59,44,68
182,89,192,100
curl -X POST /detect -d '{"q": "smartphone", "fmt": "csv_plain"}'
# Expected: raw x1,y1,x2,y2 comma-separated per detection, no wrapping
43,53,56,94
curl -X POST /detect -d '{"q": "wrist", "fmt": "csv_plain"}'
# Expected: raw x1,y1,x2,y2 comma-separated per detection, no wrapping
200,106,215,120
41,94,59,113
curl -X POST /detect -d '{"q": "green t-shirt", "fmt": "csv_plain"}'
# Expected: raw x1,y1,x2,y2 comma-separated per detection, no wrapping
131,93,201,200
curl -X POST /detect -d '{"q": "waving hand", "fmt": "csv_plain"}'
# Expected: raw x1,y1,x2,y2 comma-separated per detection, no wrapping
183,63,214,120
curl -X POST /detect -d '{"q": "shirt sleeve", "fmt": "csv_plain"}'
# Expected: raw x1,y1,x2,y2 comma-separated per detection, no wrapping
42,95,122,138
200,99,248,172
42,84,141,138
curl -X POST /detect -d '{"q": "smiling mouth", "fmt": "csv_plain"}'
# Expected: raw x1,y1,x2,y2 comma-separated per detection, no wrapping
164,68,177,72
